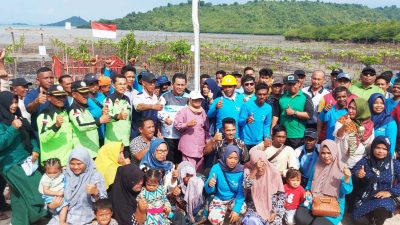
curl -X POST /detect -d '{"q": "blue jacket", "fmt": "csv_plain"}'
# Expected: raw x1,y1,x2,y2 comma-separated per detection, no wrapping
374,120,397,157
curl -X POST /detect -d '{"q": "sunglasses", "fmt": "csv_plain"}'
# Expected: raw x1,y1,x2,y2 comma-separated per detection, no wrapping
244,82,255,87
51,95,66,99
363,73,376,77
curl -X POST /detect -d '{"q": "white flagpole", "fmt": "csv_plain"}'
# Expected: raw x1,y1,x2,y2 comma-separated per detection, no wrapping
192,0,200,91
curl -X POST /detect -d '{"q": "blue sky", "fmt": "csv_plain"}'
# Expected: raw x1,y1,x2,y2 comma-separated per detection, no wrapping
1,0,400,25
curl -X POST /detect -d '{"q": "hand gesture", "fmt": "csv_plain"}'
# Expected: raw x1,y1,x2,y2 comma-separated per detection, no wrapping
11,116,22,129
55,114,64,127
137,197,147,212
213,129,223,142
208,173,217,187
164,116,173,126
216,99,223,109
0,49,5,60
356,165,366,179
85,184,98,195
304,191,312,200
118,110,128,120
89,55,98,66
152,103,163,111
207,92,213,100
163,205,171,217
99,114,111,124
48,196,63,209
263,138,271,148
324,100,333,112
172,186,181,196
37,87,47,104
31,151,39,163
285,105,295,116
102,105,109,115
256,157,265,171
246,113,255,124
186,119,197,127
374,191,392,199
229,211,240,224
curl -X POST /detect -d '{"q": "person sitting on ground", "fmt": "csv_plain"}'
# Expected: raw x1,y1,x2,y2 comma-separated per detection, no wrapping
294,140,353,225
242,148,286,225
205,145,246,225
130,118,156,165
284,169,305,225
92,199,119,225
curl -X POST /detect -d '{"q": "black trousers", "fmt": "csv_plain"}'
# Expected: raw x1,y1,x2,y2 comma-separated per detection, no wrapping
164,138,182,165
352,207,391,225
0,175,6,209
294,206,333,225
286,138,304,150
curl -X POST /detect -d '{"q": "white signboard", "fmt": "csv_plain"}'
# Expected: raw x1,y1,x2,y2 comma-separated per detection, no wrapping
65,22,72,30
39,46,47,56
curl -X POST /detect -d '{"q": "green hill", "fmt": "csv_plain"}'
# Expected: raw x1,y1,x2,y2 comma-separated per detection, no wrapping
45,16,89,27
95,1,400,35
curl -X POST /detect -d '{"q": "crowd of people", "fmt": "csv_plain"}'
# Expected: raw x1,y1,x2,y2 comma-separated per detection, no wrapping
1,58,400,225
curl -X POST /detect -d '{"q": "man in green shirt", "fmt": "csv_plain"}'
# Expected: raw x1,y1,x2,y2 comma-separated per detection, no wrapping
37,84,73,166
69,81,111,158
279,74,314,149
349,66,384,100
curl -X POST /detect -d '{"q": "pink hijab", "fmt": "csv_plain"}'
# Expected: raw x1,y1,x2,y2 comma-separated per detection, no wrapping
311,140,344,198
245,149,284,221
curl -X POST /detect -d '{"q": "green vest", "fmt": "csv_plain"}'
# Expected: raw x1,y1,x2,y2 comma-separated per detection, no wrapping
104,94,132,146
279,91,307,139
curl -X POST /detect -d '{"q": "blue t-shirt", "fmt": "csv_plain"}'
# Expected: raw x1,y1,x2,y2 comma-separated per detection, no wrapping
24,87,50,132
87,92,106,139
320,106,347,140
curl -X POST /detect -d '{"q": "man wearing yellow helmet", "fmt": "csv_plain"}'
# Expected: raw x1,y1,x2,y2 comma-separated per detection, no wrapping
207,75,245,137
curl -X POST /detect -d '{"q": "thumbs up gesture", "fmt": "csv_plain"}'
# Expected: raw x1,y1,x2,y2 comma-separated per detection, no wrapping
37,87,47,104
285,104,295,116
356,165,366,179
256,157,265,171
343,167,352,179
11,115,22,129
213,129,223,142
55,114,64,127
208,173,217,187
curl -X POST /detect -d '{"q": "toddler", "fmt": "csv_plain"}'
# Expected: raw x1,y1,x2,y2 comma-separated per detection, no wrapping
92,199,118,225
284,168,305,225
137,168,172,225
38,158,68,225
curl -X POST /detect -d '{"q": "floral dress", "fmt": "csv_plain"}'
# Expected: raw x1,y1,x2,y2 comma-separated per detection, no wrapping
242,174,286,225
137,186,171,225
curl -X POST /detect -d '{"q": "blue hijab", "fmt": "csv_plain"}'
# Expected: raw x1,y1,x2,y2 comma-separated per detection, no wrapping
368,93,394,129
205,79,222,99
140,138,174,172
218,144,244,173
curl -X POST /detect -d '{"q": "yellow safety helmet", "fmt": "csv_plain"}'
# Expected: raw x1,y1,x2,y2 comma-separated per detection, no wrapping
221,75,237,86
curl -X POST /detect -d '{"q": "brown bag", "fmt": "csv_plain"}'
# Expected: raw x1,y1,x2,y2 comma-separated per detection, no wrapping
311,195,340,217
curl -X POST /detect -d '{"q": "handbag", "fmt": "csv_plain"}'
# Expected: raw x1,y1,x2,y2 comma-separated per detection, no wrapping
311,195,340,217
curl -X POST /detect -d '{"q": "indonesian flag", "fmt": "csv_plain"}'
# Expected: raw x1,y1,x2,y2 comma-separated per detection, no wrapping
91,21,117,39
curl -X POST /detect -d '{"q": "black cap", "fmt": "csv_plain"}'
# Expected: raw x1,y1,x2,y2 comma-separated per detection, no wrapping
140,72,157,82
294,70,306,77
362,66,376,75
71,81,90,93
284,74,299,84
11,78,32,86
304,128,317,139
83,73,98,85
232,71,242,77
331,68,343,76
48,84,67,96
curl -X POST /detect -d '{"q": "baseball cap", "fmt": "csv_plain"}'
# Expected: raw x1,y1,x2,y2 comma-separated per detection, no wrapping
337,72,351,81
98,76,111,86
141,72,157,82
284,74,299,84
83,73,98,85
304,128,317,139
189,91,204,100
232,71,242,77
71,81,90,93
362,66,376,75
157,75,171,85
11,78,32,86
272,76,284,85
47,84,67,96
331,68,343,76
294,70,306,77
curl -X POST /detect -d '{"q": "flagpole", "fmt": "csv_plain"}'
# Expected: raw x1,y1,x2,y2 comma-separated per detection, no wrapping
192,0,200,91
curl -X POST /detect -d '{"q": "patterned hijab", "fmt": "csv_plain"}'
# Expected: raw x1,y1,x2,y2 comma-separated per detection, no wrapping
311,140,344,198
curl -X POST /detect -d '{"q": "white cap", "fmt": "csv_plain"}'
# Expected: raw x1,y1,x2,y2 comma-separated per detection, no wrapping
189,91,204,100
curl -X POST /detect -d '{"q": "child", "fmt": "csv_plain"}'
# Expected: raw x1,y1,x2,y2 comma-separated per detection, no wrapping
92,199,118,225
137,169,172,225
284,168,305,225
38,158,68,225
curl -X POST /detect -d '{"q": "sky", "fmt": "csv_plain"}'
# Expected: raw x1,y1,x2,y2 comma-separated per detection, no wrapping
1,0,400,25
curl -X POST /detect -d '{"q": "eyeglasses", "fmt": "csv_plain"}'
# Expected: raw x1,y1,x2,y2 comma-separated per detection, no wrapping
244,82,255,87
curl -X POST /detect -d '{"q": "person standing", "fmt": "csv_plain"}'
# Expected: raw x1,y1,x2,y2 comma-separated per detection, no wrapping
349,66,384,100
10,78,32,123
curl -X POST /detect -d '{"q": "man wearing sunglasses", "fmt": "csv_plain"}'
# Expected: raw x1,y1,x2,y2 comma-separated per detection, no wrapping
241,75,256,102
349,66,384,100
37,84,73,166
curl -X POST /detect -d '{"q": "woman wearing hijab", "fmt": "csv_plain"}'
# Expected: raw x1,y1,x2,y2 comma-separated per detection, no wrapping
205,145,245,225
111,164,146,225
47,147,107,225
242,148,286,225
295,140,353,225
368,93,397,157
0,91,46,225
352,137,400,225
334,98,375,169
140,138,177,192
201,78,222,113
95,142,131,191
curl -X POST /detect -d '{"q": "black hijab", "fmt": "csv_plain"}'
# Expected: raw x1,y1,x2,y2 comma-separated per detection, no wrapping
0,91,34,151
111,164,145,225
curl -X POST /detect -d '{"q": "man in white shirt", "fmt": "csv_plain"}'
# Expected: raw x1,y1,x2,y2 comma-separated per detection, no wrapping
11,78,32,123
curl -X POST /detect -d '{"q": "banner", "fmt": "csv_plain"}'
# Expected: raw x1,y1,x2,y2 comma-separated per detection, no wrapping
91,21,117,39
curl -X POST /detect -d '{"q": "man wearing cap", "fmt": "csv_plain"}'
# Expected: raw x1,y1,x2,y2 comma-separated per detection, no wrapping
302,70,329,129
349,66,384,100
37,84,73,166
267,76,284,129
174,91,210,171
279,74,314,149
326,68,343,91
132,72,163,139
11,78,32,123
104,74,132,157
25,67,54,131
239,83,272,149
387,78,400,112
208,75,245,133
158,74,171,96
157,73,189,164
294,70,306,89
121,65,138,105
232,71,244,94
294,128,320,186
69,81,111,158
241,75,256,102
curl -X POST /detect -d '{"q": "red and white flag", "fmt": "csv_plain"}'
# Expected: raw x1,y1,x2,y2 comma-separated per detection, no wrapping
91,21,117,39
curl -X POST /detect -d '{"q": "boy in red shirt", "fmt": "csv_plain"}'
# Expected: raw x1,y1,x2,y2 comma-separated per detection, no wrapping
284,169,305,225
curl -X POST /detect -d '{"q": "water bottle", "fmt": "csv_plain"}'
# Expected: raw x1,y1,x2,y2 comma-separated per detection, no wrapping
304,195,312,207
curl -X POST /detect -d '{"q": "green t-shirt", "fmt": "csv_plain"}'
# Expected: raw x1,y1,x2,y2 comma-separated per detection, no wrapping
279,91,309,139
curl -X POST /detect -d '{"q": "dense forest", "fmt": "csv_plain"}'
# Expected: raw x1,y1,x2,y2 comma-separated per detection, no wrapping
88,1,400,42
